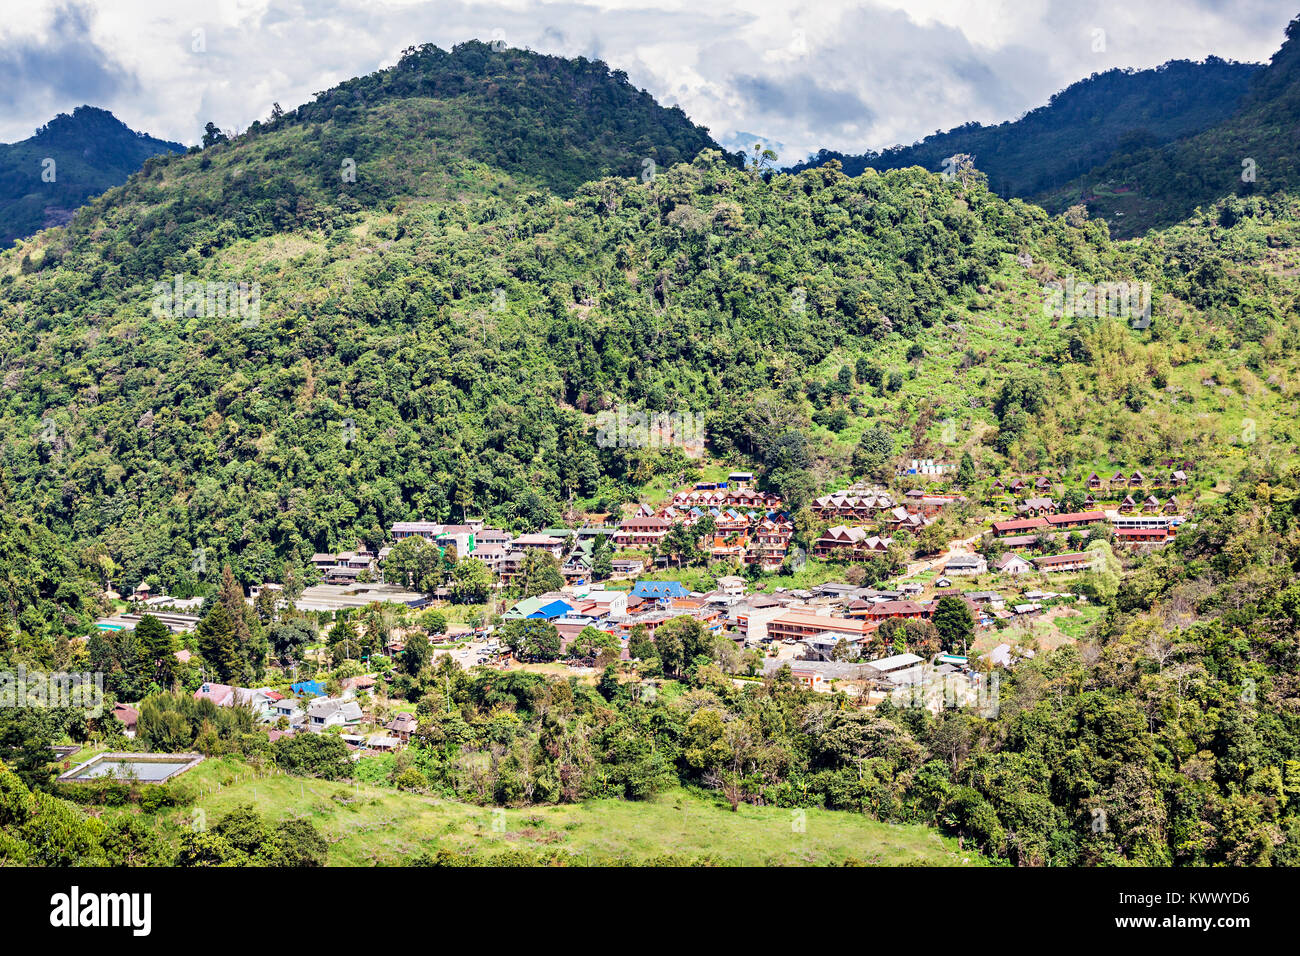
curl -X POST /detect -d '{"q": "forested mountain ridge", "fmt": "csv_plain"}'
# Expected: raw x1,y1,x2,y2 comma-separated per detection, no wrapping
2,144,1297,640
0,106,183,247
1039,16,1300,234
11,40,732,284
786,57,1261,200
0,39,1295,635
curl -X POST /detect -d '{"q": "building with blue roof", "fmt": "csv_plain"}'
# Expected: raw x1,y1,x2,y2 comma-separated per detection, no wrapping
290,679,326,698
527,599,574,621
631,581,689,602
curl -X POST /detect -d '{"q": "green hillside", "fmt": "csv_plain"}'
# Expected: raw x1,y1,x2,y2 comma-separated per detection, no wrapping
1,94,1298,634
29,40,731,285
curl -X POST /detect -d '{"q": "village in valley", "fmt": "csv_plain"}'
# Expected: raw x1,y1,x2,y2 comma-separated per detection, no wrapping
91,458,1196,756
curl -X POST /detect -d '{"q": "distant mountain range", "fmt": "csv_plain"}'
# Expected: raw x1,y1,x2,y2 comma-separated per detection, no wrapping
788,54,1274,237
0,105,184,246
1037,16,1300,234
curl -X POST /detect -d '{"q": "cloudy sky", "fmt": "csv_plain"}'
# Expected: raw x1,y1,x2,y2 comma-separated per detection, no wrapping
1,0,1296,163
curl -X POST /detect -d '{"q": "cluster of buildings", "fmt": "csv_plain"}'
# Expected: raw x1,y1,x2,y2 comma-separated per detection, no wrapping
190,679,419,754
613,473,795,570
303,473,793,595
506,574,1015,674
809,485,965,560
992,468,1187,498
503,579,741,655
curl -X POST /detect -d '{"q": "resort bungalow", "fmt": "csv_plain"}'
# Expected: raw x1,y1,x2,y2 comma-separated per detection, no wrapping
1032,552,1093,574
1115,527,1171,547
992,517,1049,537
1046,510,1106,530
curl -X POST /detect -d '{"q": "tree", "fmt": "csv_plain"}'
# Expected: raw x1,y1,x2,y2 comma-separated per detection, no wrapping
956,451,976,487
270,817,328,867
748,142,778,175
253,586,278,625
282,565,304,606
134,613,177,687
932,597,975,654
627,623,655,661
517,549,564,598
419,609,448,637
592,533,615,579
272,733,353,780
401,633,431,675
660,521,701,567
219,564,259,673
196,602,243,683
201,121,228,148
270,620,313,665
852,425,895,479
450,557,493,604
652,616,710,677
455,454,475,520
329,618,360,662
830,637,855,661
571,625,619,661
385,536,443,593
500,618,562,661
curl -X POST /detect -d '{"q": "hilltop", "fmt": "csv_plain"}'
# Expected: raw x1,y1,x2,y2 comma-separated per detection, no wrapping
21,40,732,283
0,106,183,246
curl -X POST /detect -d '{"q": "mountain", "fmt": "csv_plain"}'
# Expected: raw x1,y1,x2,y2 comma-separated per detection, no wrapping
28,39,732,283
787,58,1261,201
0,39,1294,623
1038,15,1300,235
0,106,184,246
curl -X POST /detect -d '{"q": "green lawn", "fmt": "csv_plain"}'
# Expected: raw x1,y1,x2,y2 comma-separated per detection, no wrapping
179,759,984,866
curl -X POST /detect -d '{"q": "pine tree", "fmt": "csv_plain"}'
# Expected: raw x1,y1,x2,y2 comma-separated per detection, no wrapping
196,603,243,683
135,613,177,687
956,451,977,487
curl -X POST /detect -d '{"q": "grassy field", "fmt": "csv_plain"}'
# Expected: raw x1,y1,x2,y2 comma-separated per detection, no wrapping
168,757,984,866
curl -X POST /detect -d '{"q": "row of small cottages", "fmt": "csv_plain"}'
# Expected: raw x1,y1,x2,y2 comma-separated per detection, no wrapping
813,489,963,522
995,470,1187,495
